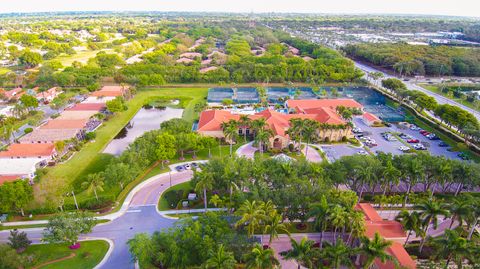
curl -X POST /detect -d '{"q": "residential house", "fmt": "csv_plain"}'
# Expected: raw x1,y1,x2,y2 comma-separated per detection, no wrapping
36,87,62,103
0,143,56,160
363,112,382,126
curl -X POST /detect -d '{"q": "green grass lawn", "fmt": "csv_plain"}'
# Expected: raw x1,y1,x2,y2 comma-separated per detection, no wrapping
52,49,113,67
23,240,109,269
0,67,11,75
33,87,207,207
419,84,479,112
158,181,194,211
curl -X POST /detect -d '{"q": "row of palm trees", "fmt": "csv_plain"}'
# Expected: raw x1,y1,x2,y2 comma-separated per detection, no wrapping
396,195,480,252
220,115,352,157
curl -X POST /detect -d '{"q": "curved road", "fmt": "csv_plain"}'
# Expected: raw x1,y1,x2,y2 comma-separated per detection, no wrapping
354,61,480,121
0,170,194,269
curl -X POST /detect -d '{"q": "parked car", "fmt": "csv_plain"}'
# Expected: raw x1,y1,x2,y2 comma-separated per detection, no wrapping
175,165,185,172
413,144,426,150
410,125,421,131
419,130,429,135
184,163,191,170
407,139,419,143
357,150,368,155
191,162,199,168
352,127,362,133
398,146,410,152
438,141,449,147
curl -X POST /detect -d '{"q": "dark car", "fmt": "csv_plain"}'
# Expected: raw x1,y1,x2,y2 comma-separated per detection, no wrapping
175,165,185,172
438,142,449,147
191,162,199,168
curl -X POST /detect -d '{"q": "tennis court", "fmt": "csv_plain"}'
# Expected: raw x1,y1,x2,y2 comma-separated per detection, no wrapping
235,87,259,104
294,87,318,99
207,88,234,103
267,87,290,103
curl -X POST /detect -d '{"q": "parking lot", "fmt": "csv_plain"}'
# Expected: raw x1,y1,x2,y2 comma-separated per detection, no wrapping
352,117,462,160
320,144,365,162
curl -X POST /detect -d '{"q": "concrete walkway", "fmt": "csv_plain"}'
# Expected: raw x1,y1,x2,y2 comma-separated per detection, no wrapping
302,144,323,163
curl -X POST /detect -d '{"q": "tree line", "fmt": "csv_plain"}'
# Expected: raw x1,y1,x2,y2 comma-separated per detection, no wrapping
344,43,480,77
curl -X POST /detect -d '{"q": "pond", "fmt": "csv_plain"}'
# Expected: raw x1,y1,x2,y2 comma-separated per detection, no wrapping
103,106,184,155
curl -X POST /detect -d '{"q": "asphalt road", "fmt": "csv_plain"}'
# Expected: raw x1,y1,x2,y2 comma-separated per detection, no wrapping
354,61,480,122
0,170,194,269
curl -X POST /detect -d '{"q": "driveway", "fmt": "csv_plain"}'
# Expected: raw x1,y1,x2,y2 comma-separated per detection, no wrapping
236,142,257,159
320,144,363,162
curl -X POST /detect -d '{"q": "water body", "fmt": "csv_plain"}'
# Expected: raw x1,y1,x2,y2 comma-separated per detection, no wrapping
103,107,183,155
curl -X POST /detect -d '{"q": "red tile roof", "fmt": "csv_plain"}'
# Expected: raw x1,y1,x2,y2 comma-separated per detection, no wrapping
363,112,381,122
197,108,346,138
90,86,128,97
1,88,23,99
66,103,106,111
0,143,55,158
40,119,87,129
0,175,21,185
287,99,363,111
356,203,383,221
36,87,60,100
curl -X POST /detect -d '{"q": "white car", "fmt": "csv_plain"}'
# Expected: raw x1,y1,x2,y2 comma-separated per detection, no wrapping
398,146,410,152
357,150,368,155
413,144,426,150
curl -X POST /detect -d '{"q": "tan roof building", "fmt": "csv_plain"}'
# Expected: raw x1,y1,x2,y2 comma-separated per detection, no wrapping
40,119,87,129
57,111,97,120
19,129,81,144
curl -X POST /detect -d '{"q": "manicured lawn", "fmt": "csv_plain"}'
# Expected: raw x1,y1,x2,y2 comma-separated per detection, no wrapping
0,223,46,231
33,87,207,207
53,49,113,67
419,84,479,112
23,240,109,269
158,181,194,211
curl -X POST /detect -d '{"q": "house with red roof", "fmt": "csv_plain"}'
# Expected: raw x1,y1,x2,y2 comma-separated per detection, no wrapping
36,87,62,103
0,87,23,101
356,203,416,269
0,143,56,160
197,102,354,149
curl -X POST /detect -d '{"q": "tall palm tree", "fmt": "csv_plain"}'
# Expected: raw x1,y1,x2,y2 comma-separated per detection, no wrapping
355,165,377,203
346,211,366,246
322,239,356,269
358,233,394,269
432,230,471,269
194,171,214,211
329,205,347,244
302,120,319,156
307,196,330,248
235,200,266,237
251,118,267,141
81,173,104,201
466,196,480,240
239,115,251,142
404,157,424,206
205,244,236,269
395,210,421,246
244,244,279,269
380,160,401,195
221,119,239,157
281,237,317,269
264,213,289,245
414,199,450,253
448,196,472,230
255,128,273,155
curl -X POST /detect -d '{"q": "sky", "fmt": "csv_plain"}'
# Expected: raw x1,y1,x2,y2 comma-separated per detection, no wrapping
0,0,479,17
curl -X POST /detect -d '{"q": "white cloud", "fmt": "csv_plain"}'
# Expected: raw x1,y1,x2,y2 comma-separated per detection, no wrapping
0,0,479,17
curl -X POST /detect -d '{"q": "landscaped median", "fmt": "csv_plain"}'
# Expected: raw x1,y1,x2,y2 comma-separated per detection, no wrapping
23,240,110,269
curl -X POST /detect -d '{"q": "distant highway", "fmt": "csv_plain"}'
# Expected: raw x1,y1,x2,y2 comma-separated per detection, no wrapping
354,61,480,121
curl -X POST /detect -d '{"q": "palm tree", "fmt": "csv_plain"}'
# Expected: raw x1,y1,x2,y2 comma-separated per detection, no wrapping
251,118,267,141
307,196,330,248
239,115,251,142
302,120,319,156
466,196,480,240
264,213,289,245
404,158,424,206
281,237,317,269
235,200,266,237
322,239,355,269
346,211,366,246
358,233,394,269
244,244,279,269
221,120,239,157
194,171,214,212
81,173,104,201
380,160,401,195
448,196,472,229
205,244,236,269
414,199,450,253
329,205,347,244
432,230,471,269
395,210,421,246
255,128,273,155
355,165,377,203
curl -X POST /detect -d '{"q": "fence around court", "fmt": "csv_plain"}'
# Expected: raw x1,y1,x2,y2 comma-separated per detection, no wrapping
267,87,291,103
207,88,234,103
235,87,260,104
